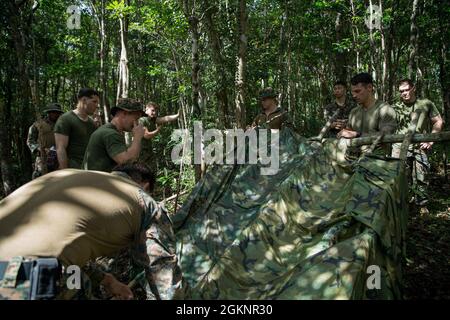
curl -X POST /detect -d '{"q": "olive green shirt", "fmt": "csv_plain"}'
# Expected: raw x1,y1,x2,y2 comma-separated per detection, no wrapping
54,111,97,169
83,123,127,172
139,116,157,159
347,100,397,136
395,98,441,134
347,100,397,155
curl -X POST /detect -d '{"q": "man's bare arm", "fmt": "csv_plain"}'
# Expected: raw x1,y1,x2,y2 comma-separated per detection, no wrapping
155,111,179,125
421,115,444,150
143,125,161,140
55,133,69,169
431,115,444,133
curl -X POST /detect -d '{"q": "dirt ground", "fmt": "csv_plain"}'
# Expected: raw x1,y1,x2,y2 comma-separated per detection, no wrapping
402,169,450,299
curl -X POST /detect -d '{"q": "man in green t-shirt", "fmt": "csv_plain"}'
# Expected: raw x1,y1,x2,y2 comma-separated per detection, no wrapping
83,98,145,172
337,73,397,156
54,88,99,169
392,79,444,213
132,102,179,171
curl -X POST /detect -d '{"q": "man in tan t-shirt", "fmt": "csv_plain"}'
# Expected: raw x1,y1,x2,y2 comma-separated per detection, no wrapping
0,164,182,300
337,73,397,156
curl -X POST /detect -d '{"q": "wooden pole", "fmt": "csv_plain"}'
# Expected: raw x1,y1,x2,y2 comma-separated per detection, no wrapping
345,131,450,147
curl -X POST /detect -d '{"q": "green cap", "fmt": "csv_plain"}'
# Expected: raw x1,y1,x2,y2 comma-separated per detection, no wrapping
111,98,145,116
259,87,277,100
42,103,63,113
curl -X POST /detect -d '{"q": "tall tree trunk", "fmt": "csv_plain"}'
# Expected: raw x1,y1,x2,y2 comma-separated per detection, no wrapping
350,0,361,71
182,0,201,116
116,1,129,102
234,0,247,129
0,90,15,196
53,77,61,102
368,0,378,95
96,0,110,122
182,0,204,181
202,0,229,128
276,3,287,96
92,0,107,122
384,0,400,104
6,0,33,184
437,0,450,128
334,11,347,81
408,0,420,81
0,70,16,196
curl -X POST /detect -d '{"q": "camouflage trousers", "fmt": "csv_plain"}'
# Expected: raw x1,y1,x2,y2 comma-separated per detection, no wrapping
32,155,58,180
407,150,430,206
93,213,184,300
32,156,45,180
392,144,430,206
0,259,95,300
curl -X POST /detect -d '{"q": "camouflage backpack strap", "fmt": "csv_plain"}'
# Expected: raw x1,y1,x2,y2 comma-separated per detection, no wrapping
0,256,23,288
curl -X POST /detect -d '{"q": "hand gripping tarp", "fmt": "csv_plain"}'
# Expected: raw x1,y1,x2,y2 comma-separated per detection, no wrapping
173,128,408,299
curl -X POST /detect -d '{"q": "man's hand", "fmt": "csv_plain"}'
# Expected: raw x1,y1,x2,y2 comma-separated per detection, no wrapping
143,125,161,140
132,121,145,140
420,141,434,151
337,128,359,139
101,273,134,300
332,119,346,130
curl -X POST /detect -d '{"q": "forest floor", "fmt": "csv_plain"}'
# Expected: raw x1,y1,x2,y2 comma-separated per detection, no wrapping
402,167,450,299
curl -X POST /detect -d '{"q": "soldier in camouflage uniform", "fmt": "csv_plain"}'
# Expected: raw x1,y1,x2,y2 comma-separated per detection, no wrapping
251,87,295,130
323,81,356,137
26,103,63,179
0,164,183,300
392,79,444,214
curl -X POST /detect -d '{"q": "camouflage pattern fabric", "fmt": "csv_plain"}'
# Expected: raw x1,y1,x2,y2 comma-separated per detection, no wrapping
173,128,407,299
397,149,430,206
91,203,183,300
0,280,31,300
323,99,356,137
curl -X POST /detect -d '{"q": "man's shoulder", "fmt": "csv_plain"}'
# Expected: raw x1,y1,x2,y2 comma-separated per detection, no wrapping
139,116,150,123
377,99,392,108
417,98,433,104
349,104,362,115
57,111,75,121
92,123,119,136
416,98,437,109
252,112,264,121
375,100,395,113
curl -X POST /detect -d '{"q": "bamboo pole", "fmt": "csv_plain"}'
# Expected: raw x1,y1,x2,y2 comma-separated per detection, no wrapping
345,131,450,147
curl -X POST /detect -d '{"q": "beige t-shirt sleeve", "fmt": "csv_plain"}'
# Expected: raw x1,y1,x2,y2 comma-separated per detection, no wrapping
378,104,397,134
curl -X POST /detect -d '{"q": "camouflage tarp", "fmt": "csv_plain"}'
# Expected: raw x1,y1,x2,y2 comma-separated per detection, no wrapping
173,128,408,299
